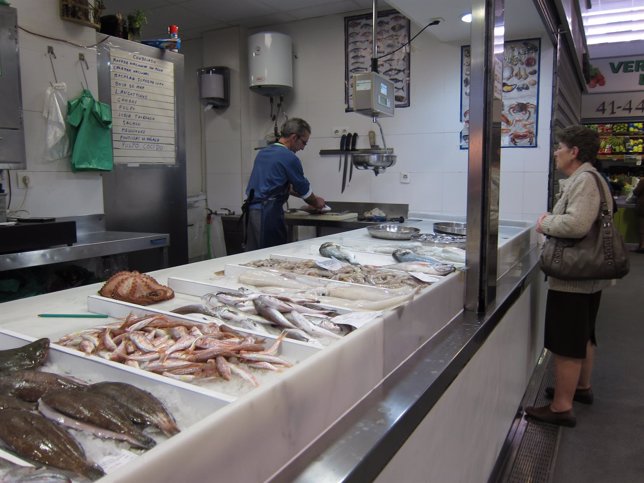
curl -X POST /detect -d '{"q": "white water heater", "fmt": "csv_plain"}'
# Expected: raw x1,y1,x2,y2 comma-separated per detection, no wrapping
248,32,293,97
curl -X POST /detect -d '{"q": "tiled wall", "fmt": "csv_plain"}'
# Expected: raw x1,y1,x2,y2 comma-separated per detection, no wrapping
196,15,554,222
12,0,103,217
11,3,553,224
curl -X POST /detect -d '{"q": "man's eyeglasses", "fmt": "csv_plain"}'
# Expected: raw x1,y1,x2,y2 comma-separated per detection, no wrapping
297,135,308,147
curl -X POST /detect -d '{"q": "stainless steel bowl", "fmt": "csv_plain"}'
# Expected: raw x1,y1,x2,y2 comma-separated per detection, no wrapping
367,224,420,240
411,232,466,248
352,153,397,170
433,222,467,236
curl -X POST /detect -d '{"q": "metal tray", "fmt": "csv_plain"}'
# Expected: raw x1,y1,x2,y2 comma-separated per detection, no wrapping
433,222,467,236
367,224,420,240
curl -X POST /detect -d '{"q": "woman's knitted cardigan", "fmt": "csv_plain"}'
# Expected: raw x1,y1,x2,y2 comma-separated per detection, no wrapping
539,162,613,294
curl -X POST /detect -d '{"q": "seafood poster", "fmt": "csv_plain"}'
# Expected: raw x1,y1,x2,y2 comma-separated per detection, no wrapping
460,38,541,149
109,48,176,165
344,9,410,111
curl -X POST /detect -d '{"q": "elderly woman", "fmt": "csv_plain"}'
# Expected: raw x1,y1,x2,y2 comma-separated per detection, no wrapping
525,126,613,428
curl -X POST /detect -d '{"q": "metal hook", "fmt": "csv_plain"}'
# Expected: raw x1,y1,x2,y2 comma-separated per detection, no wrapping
78,53,89,91
47,46,58,85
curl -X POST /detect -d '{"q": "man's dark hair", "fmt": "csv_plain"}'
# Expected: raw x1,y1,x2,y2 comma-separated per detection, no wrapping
281,118,311,138
555,125,600,164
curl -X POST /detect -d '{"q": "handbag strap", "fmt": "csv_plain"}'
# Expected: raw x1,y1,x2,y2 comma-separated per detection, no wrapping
585,171,613,217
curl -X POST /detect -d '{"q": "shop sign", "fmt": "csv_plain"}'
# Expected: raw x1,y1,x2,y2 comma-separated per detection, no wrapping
585,56,644,93
581,91,644,120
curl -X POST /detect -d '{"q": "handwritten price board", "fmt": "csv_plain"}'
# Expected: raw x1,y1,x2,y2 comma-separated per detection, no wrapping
582,92,644,121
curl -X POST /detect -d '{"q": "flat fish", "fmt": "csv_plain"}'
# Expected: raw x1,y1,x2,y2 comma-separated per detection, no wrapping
0,409,104,481
0,339,49,372
39,388,157,450
0,463,73,482
90,381,180,437
0,370,85,402
319,242,359,265
0,394,36,411
392,249,455,276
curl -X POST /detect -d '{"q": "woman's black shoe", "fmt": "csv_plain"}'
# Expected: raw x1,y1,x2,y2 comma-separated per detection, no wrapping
525,405,576,427
544,386,594,404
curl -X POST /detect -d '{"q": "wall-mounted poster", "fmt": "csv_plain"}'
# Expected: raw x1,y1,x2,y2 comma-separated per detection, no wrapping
460,38,541,148
345,9,410,111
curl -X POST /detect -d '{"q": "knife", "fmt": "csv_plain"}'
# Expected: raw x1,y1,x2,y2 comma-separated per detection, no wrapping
339,133,346,172
349,132,358,182
341,133,351,193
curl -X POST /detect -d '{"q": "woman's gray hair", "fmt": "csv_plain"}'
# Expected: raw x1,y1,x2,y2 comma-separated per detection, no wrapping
281,118,311,138
556,125,600,164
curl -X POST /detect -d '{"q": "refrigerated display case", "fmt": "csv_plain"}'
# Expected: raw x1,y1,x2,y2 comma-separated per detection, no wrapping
0,218,542,482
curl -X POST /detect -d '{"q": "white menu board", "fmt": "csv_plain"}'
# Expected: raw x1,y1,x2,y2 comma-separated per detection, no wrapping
109,48,176,165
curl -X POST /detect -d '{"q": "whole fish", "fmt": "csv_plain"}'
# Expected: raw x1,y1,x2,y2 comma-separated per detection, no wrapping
0,409,104,481
285,311,342,340
0,370,85,402
392,249,455,276
0,394,36,411
90,381,180,437
171,304,219,317
319,242,359,265
0,462,73,483
0,339,49,372
39,388,157,450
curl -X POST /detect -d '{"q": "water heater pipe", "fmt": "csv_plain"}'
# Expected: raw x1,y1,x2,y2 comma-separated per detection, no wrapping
371,0,378,73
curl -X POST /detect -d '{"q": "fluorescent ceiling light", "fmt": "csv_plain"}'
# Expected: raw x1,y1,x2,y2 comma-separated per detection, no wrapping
461,13,472,23
582,5,644,45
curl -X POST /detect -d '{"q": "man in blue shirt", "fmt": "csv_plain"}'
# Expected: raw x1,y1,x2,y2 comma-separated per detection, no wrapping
243,118,326,250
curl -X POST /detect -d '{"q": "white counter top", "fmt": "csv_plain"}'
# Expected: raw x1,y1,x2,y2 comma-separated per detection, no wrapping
0,217,534,482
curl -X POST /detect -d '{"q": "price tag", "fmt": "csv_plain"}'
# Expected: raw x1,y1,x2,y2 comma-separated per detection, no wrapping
409,271,442,283
331,311,383,329
316,259,345,271
582,91,644,120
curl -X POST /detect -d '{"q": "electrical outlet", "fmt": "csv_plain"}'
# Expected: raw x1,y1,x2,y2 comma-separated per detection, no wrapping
400,172,410,184
332,126,349,137
16,171,32,189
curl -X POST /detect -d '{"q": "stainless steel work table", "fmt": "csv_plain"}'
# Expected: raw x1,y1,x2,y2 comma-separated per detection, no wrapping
0,215,169,272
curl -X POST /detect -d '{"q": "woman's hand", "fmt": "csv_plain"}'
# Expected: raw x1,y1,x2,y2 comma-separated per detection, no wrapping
536,212,549,234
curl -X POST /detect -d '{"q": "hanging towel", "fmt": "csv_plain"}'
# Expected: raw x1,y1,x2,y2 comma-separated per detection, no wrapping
67,89,113,171
43,82,71,161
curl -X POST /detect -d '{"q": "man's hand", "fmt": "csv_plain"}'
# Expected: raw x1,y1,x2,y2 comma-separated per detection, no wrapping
305,193,326,211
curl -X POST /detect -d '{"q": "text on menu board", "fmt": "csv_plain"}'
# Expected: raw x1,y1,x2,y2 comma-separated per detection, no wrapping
109,49,176,165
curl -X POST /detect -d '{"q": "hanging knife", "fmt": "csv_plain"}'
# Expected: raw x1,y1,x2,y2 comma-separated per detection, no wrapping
349,132,358,183
339,133,346,172
341,133,352,193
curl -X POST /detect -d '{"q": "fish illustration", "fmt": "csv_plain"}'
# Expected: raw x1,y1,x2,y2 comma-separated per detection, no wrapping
390,24,406,32
383,68,404,76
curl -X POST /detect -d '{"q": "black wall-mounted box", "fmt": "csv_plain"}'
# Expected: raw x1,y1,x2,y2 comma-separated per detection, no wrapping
0,221,77,254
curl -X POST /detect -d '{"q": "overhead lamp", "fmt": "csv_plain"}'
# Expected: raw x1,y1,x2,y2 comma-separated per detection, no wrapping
461,13,472,23
582,6,644,45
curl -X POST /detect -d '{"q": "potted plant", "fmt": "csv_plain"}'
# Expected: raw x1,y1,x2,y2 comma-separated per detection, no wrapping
127,9,147,41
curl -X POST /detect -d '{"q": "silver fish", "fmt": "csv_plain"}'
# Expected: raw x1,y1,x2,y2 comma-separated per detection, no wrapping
392,249,455,276
0,409,104,480
285,311,342,340
90,381,180,437
319,242,359,265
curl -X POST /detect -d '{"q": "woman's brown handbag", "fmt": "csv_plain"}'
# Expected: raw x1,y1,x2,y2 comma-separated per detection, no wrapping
540,172,630,280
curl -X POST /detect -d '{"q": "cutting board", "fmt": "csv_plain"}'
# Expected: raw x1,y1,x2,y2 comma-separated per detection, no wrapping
285,211,358,221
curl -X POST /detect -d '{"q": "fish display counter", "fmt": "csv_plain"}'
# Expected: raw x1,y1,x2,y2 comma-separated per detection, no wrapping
0,217,543,482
